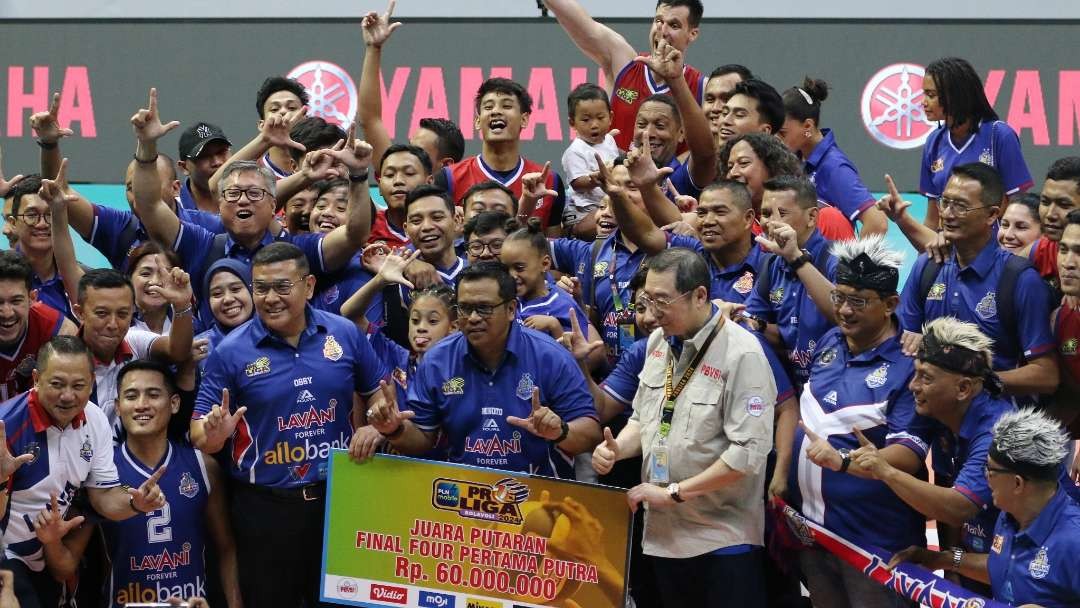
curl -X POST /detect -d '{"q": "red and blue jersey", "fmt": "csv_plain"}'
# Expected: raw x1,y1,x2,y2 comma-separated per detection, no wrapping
609,57,705,153
102,440,210,608
368,208,410,249
743,231,838,382
898,240,1055,371
406,323,596,478
920,120,1033,199
0,302,64,402
805,129,876,226
516,286,589,333
987,487,1080,607
790,328,933,553
194,306,388,487
439,155,566,230
90,203,224,272
929,393,1014,554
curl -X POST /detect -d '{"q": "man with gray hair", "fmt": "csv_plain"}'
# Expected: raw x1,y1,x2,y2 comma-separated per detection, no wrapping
127,88,374,323
889,407,1080,607
592,247,776,608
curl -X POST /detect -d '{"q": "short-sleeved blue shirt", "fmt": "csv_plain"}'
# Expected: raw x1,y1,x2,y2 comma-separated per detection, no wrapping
666,234,768,303
407,323,597,478
516,287,589,333
987,487,1080,607
898,240,1055,370
920,120,1033,199
313,254,384,327
790,327,933,552
91,203,224,271
660,156,703,201
743,231,838,382
805,129,876,224
194,306,388,487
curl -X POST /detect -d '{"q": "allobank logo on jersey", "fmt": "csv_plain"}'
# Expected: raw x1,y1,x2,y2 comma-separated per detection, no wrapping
114,576,206,607
263,430,350,465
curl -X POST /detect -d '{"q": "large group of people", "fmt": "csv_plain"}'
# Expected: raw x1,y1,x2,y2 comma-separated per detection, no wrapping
0,1,1078,607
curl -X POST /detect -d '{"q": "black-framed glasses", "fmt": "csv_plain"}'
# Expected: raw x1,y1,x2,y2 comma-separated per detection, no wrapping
829,290,879,311
466,239,505,256
937,197,994,216
222,187,271,203
984,463,1018,478
15,211,52,226
636,290,692,314
251,275,309,296
454,298,511,319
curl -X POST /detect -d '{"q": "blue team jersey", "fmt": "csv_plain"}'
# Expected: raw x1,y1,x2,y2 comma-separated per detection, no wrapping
661,156,703,201
987,487,1080,607
666,234,767,303
898,241,1055,371
90,204,224,272
744,231,838,382
790,328,933,552
920,120,1033,199
16,246,73,319
398,256,466,307
805,129,876,224
930,393,1014,554
312,254,384,328
407,323,597,478
194,306,388,487
516,287,589,333
103,440,210,607
551,232,649,362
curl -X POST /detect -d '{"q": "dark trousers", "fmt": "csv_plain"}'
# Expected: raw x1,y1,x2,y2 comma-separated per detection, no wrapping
2,558,59,608
652,548,767,608
230,481,336,608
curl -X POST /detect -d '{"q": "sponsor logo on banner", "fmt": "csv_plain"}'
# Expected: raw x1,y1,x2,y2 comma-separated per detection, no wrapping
336,579,358,597
287,61,358,129
466,598,500,608
369,583,408,604
861,63,935,150
432,477,528,525
420,590,457,608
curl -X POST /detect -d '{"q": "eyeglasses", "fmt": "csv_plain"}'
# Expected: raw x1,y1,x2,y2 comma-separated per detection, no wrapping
937,197,994,217
251,275,308,296
636,290,692,314
222,187,271,203
466,239,504,256
454,299,511,319
15,211,52,226
829,290,879,311
984,463,1018,478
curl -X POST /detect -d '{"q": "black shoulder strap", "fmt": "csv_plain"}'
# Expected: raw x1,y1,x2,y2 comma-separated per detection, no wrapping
203,233,230,270
996,254,1032,359
755,253,776,302
587,237,606,312
917,257,943,304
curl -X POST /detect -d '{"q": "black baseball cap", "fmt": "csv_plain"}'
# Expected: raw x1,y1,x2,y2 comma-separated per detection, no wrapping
178,122,231,160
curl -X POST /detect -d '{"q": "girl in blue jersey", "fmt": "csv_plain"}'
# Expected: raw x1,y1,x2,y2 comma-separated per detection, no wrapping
191,259,253,374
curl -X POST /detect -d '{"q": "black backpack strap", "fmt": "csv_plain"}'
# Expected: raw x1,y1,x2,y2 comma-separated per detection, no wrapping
755,254,777,303
203,233,229,270
995,254,1033,360
586,238,606,327
916,256,943,310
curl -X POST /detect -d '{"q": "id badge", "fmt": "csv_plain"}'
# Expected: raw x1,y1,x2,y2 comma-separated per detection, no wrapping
617,323,636,352
650,442,670,485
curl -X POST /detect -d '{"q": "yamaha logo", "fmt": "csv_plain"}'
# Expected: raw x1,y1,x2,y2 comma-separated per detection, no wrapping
861,63,935,150
287,60,358,129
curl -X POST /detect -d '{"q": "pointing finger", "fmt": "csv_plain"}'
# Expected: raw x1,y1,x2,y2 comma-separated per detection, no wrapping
220,388,230,411
665,177,681,198
799,421,820,443
539,161,551,182
530,387,541,414
49,91,62,116
148,87,158,114
51,492,59,513
603,426,617,448
885,174,901,200
853,427,873,448
147,465,168,485
231,406,248,422
386,0,397,18
568,308,582,337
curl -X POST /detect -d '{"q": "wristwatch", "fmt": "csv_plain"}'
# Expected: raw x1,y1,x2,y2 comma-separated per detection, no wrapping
949,546,965,571
553,420,570,444
667,482,684,503
838,448,853,473
789,250,813,271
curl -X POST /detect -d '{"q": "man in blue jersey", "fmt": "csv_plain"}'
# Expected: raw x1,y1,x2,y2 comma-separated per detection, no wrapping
898,162,1058,398
0,336,167,608
367,262,601,478
192,242,390,608
2,176,74,319
177,122,231,214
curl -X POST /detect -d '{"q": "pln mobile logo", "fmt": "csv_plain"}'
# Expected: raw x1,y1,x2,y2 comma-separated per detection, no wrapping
861,63,935,150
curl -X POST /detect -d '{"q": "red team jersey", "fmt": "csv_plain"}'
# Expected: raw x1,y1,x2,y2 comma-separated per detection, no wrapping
1054,300,1080,437
609,57,706,152
442,155,564,230
1030,236,1061,294
368,208,411,249
0,302,64,401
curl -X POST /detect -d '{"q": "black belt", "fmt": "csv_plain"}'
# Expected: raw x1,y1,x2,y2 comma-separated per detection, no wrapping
237,481,326,502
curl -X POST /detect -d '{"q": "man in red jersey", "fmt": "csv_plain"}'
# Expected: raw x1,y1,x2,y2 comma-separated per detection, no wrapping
544,0,706,152
1051,209,1080,441
1020,157,1080,296
0,250,77,401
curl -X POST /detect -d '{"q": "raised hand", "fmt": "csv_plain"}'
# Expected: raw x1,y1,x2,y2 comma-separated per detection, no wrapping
591,427,620,475
0,421,34,479
202,389,248,448
130,88,180,143
521,161,558,201
349,424,386,462
624,133,674,187
507,388,565,441
30,92,75,145
300,148,343,182
899,330,923,357
130,465,168,514
34,492,85,545
260,105,308,152
850,427,888,479
633,39,684,82
39,158,79,210
557,312,604,363
376,247,422,288
150,262,194,307
924,230,951,264
755,221,801,261
0,144,25,198
875,174,912,221
799,421,842,472
191,337,211,363
366,380,415,436
660,220,699,237
361,0,402,49
522,314,563,337
403,257,440,290
360,241,391,274
328,124,374,174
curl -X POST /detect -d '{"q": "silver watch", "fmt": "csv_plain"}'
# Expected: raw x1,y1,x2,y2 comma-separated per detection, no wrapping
667,482,684,503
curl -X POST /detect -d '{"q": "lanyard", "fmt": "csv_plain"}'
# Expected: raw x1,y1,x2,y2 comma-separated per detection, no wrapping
659,322,721,438
608,238,626,312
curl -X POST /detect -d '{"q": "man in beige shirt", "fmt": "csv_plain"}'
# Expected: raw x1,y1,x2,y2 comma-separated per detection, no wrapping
592,246,776,608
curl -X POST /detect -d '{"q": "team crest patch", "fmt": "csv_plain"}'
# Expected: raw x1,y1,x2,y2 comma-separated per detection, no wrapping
769,287,784,304
245,356,271,377
15,355,36,377
926,283,946,301
1060,338,1078,356
392,367,408,389
1029,546,1050,579
80,438,93,462
979,148,994,166
991,534,1004,554
733,271,754,295
817,348,837,366
615,87,640,105
865,363,889,389
442,377,465,395
178,471,199,498
593,261,609,278
963,600,986,608
931,157,945,173
975,292,997,319
323,335,343,361
745,395,765,417
23,442,40,464
516,373,536,401
321,284,340,305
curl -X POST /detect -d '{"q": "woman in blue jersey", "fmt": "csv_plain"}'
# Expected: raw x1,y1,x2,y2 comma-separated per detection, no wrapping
781,77,889,237
920,57,1032,229
191,259,253,373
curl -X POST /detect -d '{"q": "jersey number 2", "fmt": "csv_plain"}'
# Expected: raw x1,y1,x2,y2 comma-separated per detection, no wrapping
147,503,172,543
